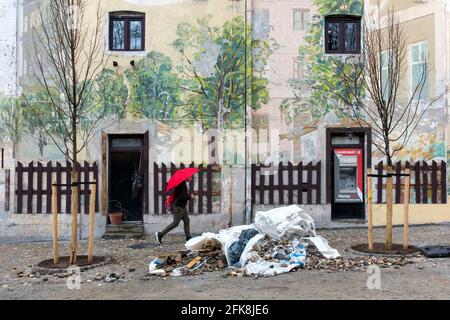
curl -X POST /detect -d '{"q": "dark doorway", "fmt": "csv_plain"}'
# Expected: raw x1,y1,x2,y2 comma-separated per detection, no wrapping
326,128,371,220
108,135,146,222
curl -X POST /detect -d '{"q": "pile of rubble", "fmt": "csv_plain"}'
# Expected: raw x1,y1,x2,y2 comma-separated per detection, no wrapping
304,247,411,272
147,205,417,278
148,240,228,277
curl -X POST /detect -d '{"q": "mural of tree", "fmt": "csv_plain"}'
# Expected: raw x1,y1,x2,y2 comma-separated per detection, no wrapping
22,91,54,159
172,15,273,131
94,68,128,120
0,95,24,159
282,0,363,122
125,51,181,121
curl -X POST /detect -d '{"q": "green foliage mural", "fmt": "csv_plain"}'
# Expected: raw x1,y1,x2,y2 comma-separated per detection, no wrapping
94,69,128,120
172,15,273,130
125,51,181,121
0,95,24,159
282,0,363,123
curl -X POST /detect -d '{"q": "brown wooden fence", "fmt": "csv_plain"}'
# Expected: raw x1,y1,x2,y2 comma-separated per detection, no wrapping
15,161,99,214
375,160,447,204
153,162,221,214
251,161,321,205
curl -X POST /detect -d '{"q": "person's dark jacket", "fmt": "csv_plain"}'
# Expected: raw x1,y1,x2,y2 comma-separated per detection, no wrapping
173,181,191,209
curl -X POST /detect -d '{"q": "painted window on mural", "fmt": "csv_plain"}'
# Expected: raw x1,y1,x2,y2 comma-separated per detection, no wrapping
324,16,360,54
293,59,303,79
109,12,145,51
410,41,429,100
252,9,270,40
293,9,310,31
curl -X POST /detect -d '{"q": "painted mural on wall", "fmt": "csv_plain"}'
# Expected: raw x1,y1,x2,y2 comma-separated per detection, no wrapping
281,0,363,124
9,0,275,165
277,0,446,165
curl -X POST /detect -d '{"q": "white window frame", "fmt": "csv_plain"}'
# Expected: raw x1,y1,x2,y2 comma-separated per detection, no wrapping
409,41,429,100
293,9,310,32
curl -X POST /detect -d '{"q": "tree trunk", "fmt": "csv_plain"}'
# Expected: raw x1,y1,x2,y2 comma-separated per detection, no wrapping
385,165,393,250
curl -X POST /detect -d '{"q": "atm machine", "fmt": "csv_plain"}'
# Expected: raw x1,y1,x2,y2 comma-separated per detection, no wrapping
332,148,364,219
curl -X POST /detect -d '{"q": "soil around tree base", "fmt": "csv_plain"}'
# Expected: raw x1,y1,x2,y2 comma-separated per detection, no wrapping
351,243,420,256
35,256,109,274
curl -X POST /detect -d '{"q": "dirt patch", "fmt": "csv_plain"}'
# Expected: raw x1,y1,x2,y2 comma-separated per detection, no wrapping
36,256,109,273
352,243,419,256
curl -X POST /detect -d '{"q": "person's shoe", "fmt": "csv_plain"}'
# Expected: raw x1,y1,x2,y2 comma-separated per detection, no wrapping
186,235,192,241
155,232,163,244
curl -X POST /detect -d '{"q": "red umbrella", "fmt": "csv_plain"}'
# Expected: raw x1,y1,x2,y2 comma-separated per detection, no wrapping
165,167,200,192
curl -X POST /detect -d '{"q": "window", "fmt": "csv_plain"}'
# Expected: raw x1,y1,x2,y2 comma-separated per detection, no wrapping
293,59,303,79
410,41,429,100
324,15,361,54
252,9,270,40
293,9,310,31
109,12,145,51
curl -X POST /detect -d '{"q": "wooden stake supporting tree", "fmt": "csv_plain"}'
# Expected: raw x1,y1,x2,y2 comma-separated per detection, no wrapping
51,181,59,264
403,169,411,250
367,169,373,251
386,167,393,250
88,181,97,264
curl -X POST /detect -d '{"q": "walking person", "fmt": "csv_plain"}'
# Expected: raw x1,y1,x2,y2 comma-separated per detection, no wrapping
155,176,194,244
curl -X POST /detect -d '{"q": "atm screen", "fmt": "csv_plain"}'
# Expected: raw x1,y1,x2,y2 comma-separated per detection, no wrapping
338,167,356,192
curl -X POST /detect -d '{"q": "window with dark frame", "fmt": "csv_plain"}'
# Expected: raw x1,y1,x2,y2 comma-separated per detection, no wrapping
109,11,145,52
324,15,361,54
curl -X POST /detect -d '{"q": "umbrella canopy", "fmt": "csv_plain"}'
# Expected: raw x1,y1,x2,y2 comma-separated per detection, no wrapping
165,167,200,192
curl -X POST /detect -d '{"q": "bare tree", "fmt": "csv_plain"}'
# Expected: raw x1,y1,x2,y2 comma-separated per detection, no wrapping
22,0,107,264
321,7,444,250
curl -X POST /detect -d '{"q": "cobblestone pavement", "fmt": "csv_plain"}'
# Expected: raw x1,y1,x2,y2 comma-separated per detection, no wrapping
1,224,450,300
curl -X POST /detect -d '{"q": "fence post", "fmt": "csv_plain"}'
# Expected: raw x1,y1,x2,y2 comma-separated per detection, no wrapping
367,168,373,251
88,180,97,264
441,161,447,204
431,161,437,204
251,164,256,205
297,162,303,204
377,161,383,204
403,169,411,250
27,161,33,213
51,181,59,264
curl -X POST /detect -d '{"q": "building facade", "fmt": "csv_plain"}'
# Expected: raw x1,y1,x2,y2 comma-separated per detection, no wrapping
0,0,449,243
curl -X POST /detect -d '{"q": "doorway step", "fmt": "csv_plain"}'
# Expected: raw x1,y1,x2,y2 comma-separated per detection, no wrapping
103,221,144,240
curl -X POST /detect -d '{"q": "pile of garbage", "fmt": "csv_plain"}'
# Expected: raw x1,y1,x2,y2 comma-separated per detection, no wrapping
148,205,344,277
148,239,229,277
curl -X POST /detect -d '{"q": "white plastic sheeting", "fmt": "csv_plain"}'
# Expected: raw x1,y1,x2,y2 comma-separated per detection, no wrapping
253,205,316,240
302,236,340,259
185,225,255,266
184,205,340,277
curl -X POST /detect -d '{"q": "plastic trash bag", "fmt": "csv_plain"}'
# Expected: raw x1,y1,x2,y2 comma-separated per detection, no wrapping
185,225,255,265
253,205,316,241
148,259,165,275
228,228,259,267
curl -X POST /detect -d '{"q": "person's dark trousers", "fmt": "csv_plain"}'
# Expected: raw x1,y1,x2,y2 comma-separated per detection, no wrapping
160,206,191,239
